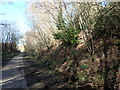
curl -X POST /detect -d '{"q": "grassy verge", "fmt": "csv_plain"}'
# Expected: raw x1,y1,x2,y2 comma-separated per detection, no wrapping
2,52,20,66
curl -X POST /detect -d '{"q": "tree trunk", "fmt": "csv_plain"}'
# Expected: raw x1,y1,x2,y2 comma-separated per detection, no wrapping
103,37,110,90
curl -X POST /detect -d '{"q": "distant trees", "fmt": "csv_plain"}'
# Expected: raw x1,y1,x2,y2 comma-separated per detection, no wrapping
1,22,20,54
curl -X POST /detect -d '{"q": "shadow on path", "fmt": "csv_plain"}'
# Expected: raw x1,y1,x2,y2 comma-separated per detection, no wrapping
1,53,27,89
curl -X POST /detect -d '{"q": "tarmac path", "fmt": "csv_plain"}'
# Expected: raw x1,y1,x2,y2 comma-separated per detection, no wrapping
0,53,27,89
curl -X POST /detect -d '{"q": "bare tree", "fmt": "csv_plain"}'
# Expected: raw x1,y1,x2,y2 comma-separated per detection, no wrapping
1,21,20,53
26,2,59,52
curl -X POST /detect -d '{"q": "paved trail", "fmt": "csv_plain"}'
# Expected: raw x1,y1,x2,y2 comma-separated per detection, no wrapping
0,53,27,89
0,53,63,89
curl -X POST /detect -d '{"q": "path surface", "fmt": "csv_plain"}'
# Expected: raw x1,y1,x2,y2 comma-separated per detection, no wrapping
0,53,65,89
0,53,27,89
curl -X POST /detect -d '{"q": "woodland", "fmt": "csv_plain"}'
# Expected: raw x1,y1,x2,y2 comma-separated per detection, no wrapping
2,2,120,89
